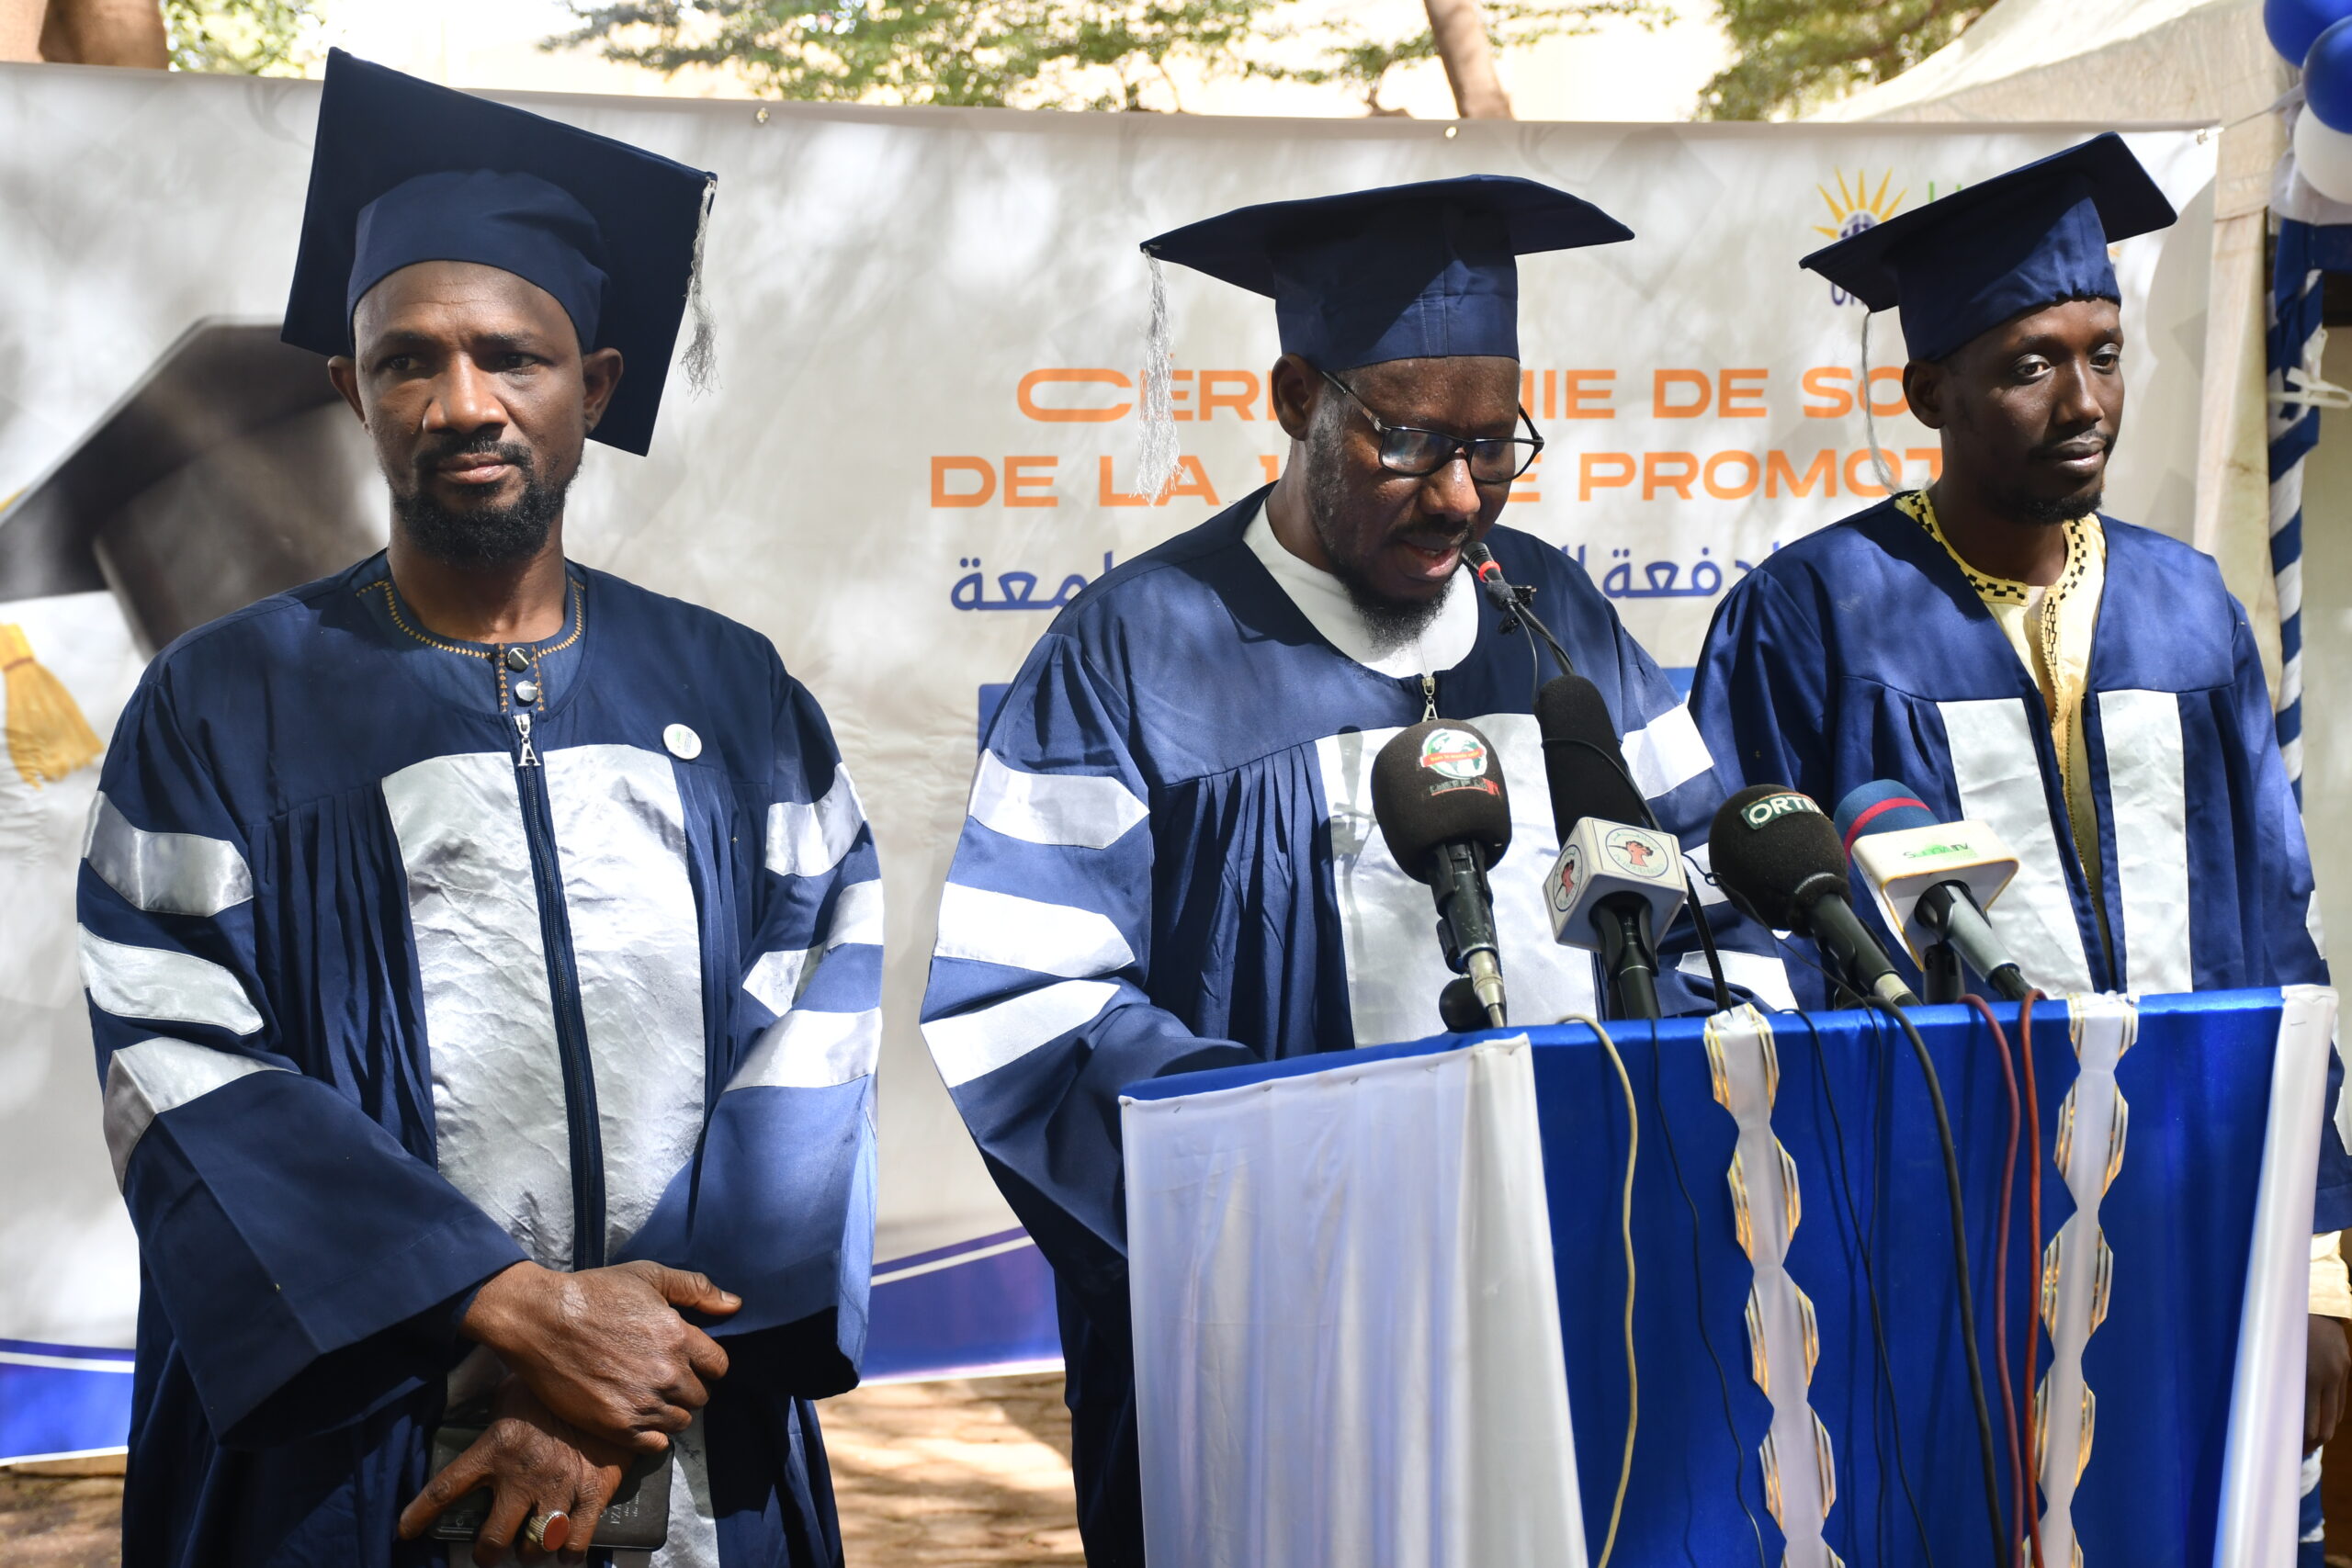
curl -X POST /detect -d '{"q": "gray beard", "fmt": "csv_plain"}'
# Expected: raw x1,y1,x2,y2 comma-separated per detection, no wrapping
1303,429,1450,653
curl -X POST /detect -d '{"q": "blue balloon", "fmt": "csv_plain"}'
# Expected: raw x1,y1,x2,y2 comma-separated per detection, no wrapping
2269,0,2352,64
2312,16,2352,129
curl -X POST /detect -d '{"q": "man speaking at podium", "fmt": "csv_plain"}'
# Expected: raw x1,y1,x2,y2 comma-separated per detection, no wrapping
1686,134,2352,1542
920,176,1775,1564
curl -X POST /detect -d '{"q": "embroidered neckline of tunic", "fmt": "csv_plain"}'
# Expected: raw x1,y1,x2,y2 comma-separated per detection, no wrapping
1896,488,2111,947
363,572,586,713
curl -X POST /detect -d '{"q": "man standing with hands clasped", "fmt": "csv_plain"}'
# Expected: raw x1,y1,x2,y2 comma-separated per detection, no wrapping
82,53,880,1566
1686,132,2352,1557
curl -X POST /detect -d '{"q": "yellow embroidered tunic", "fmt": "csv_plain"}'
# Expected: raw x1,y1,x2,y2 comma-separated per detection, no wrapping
1896,491,2105,900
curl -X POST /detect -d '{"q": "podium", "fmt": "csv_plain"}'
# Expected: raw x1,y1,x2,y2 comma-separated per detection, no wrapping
1121,989,2337,1568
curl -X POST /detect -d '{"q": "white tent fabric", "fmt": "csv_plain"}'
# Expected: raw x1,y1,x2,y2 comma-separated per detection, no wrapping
1814,0,2280,127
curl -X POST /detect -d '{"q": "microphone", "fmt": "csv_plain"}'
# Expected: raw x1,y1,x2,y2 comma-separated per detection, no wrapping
1833,781,2032,1002
1533,674,1682,1020
1372,720,1513,1030
1709,784,1922,1010
1461,539,1522,618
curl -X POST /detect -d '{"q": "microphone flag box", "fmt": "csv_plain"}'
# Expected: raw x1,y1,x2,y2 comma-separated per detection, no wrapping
1544,817,1686,952
1849,821,2019,964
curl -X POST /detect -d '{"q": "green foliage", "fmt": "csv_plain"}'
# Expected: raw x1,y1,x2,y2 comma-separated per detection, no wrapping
163,0,321,74
1261,0,1664,115
1699,0,1992,120
556,0,1667,113
552,0,1286,109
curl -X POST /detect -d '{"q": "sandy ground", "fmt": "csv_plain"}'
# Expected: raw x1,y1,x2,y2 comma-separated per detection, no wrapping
0,1371,1081,1567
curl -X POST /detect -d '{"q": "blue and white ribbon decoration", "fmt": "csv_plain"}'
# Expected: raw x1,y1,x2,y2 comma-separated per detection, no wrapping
2267,218,2347,804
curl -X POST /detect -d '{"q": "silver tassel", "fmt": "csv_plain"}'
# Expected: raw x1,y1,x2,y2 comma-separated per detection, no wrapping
1860,311,1897,494
682,175,719,395
1137,250,1178,503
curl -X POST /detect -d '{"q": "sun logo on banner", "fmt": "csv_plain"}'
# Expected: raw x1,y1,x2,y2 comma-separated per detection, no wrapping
1814,171,1906,306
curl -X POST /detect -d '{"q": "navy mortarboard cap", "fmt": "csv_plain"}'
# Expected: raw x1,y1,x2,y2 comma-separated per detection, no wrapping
1799,133,2174,364
283,50,717,455
1142,175,1633,370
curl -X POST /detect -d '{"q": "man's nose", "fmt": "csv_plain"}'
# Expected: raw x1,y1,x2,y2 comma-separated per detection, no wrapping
2051,358,2104,427
1418,454,1484,522
423,356,508,436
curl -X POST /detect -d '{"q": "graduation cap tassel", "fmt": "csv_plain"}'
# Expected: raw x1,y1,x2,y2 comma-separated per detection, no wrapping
1859,313,1899,494
0,625,102,788
682,175,720,395
1137,249,1179,503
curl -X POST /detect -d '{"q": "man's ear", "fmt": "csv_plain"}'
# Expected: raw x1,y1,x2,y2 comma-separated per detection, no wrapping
1903,359,1947,432
327,356,367,425
580,347,624,434
1269,353,1318,441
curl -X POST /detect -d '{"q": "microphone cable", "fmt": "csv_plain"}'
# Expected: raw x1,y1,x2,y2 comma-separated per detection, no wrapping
1963,992,2026,1562
1464,542,1579,681
1862,996,2007,1568
1676,852,1736,1013
1470,544,1736,1012
1785,1009,1936,1568
2016,993,2049,1568
1643,1020,1770,1568
1745,922,2003,1566
1558,1012,1639,1568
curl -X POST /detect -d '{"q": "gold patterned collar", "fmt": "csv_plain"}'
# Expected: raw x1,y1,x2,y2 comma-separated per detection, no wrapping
1894,490,2092,604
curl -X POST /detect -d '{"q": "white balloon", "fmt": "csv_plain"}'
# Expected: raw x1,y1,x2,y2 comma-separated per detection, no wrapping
2295,106,2352,202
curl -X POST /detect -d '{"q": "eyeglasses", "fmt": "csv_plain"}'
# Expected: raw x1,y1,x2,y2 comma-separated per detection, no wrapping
1319,369,1545,483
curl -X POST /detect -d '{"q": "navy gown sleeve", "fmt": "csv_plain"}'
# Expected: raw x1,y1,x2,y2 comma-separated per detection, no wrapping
1685,568,1837,804
2225,615,2352,1231
919,630,1249,1298
617,673,879,1395
80,672,524,1446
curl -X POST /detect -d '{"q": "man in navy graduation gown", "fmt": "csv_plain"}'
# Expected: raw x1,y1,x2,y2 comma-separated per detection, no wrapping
80,53,877,1566
1687,132,2352,1554
919,176,1781,1564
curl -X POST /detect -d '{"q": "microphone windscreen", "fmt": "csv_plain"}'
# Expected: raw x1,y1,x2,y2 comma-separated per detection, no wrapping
1707,784,1844,929
1372,720,1513,885
1534,674,1645,841
1832,779,1938,854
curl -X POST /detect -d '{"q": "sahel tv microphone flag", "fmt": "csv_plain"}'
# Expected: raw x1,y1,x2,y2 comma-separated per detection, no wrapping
1709,784,1923,1009
1533,673,1682,1021
1833,780,2033,1002
1372,720,1513,1030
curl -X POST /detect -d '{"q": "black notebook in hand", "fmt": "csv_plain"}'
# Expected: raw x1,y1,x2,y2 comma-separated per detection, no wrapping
423,1411,672,1552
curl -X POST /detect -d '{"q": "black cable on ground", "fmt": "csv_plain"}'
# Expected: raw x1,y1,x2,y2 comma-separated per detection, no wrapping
1863,996,2006,1568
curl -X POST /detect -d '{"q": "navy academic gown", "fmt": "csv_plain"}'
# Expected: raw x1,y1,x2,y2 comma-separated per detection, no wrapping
1688,497,2352,1230
919,490,1774,1563
81,556,881,1567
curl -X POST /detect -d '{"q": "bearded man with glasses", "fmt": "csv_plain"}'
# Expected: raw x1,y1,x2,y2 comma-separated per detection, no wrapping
918,176,1785,1567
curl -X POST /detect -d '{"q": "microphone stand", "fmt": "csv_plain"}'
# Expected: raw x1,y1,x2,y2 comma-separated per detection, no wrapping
1593,900,1662,1021
1922,942,1962,1005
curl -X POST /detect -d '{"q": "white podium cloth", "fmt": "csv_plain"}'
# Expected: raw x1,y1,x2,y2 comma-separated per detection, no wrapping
2216,983,2340,1566
1122,1037,1585,1568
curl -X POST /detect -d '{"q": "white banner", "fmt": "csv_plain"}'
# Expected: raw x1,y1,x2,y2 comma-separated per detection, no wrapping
0,62,2216,1377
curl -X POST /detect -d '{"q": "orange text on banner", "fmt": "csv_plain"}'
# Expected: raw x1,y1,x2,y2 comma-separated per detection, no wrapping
1577,446,1943,502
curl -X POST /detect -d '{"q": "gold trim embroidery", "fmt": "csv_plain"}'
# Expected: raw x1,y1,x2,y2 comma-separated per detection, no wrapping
360,575,584,713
